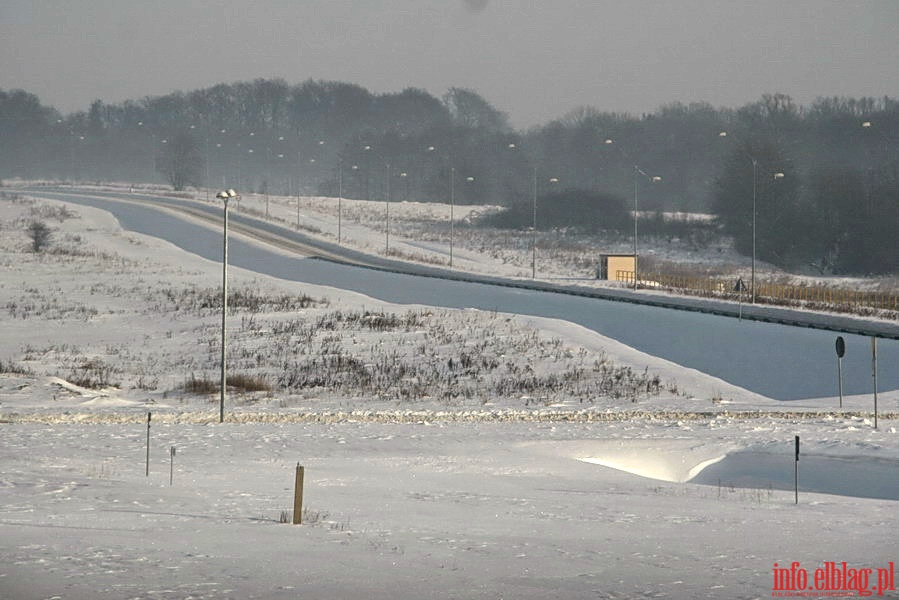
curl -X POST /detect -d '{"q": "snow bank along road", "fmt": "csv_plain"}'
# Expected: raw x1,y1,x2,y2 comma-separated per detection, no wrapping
5,408,899,425
20,188,899,400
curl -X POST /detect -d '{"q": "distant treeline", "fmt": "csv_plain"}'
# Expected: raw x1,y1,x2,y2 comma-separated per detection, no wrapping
0,81,896,274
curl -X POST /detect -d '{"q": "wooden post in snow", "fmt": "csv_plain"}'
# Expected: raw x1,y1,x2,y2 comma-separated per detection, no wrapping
293,464,305,525
145,412,151,477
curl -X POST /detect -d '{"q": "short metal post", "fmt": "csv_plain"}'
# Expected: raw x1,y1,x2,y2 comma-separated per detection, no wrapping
169,447,176,486
838,356,843,409
794,435,799,505
293,464,305,525
145,412,151,477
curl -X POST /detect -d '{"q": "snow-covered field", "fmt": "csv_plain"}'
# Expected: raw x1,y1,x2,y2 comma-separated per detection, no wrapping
0,190,897,599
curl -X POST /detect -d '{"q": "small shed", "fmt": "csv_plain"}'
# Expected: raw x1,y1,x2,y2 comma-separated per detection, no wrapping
597,254,636,281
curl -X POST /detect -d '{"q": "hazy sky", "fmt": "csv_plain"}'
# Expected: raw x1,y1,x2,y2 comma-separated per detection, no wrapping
2,1,897,128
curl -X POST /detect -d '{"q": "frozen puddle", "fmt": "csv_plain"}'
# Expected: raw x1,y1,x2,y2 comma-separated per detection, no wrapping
575,441,899,501
689,452,899,501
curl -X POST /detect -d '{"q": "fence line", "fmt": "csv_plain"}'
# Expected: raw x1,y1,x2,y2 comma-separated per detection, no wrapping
615,270,898,316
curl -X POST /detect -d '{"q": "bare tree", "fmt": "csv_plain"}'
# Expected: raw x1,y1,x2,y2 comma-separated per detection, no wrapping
156,132,202,191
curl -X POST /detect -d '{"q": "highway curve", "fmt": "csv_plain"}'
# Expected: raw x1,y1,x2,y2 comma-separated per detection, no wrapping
23,186,899,341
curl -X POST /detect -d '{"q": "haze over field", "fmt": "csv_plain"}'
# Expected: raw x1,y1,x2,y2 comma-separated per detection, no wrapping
2,1,897,127
3,3,898,275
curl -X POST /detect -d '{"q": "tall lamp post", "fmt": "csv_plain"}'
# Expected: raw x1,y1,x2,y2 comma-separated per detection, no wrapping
751,157,757,302
450,167,455,267
215,129,227,188
603,138,659,289
204,133,209,203
59,120,81,183
385,163,392,254
363,145,372,200
428,145,452,264
720,130,761,303
362,144,393,254
399,171,409,201
189,124,210,203
633,166,662,289
532,168,537,279
344,163,360,244
531,169,560,279
507,143,558,279
427,145,473,268
337,159,343,244
216,188,238,423
749,161,785,303
719,131,783,303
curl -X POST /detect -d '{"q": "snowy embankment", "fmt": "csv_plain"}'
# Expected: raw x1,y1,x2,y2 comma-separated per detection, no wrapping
0,191,896,599
2,418,897,600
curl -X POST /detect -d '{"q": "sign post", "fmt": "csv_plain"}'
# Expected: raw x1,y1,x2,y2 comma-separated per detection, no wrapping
835,336,845,409
735,278,747,321
872,337,878,430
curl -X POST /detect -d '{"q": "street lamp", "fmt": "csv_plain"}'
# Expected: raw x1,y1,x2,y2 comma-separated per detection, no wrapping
399,171,409,201
861,120,894,146
719,131,760,297
360,145,392,253
58,119,79,183
602,137,659,289
363,145,372,200
531,171,538,279
189,124,210,203
633,166,662,289
718,133,754,293
450,175,476,268
428,145,453,265
135,120,155,186
216,129,227,188
506,142,558,278
427,145,475,269
747,160,787,304
276,153,286,191
215,188,238,424
216,143,224,188
337,159,344,244
532,169,560,279
719,131,783,303
450,166,455,267
385,163,392,254
343,164,361,243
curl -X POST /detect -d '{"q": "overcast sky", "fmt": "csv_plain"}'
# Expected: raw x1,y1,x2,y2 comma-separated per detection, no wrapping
1,0,897,129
